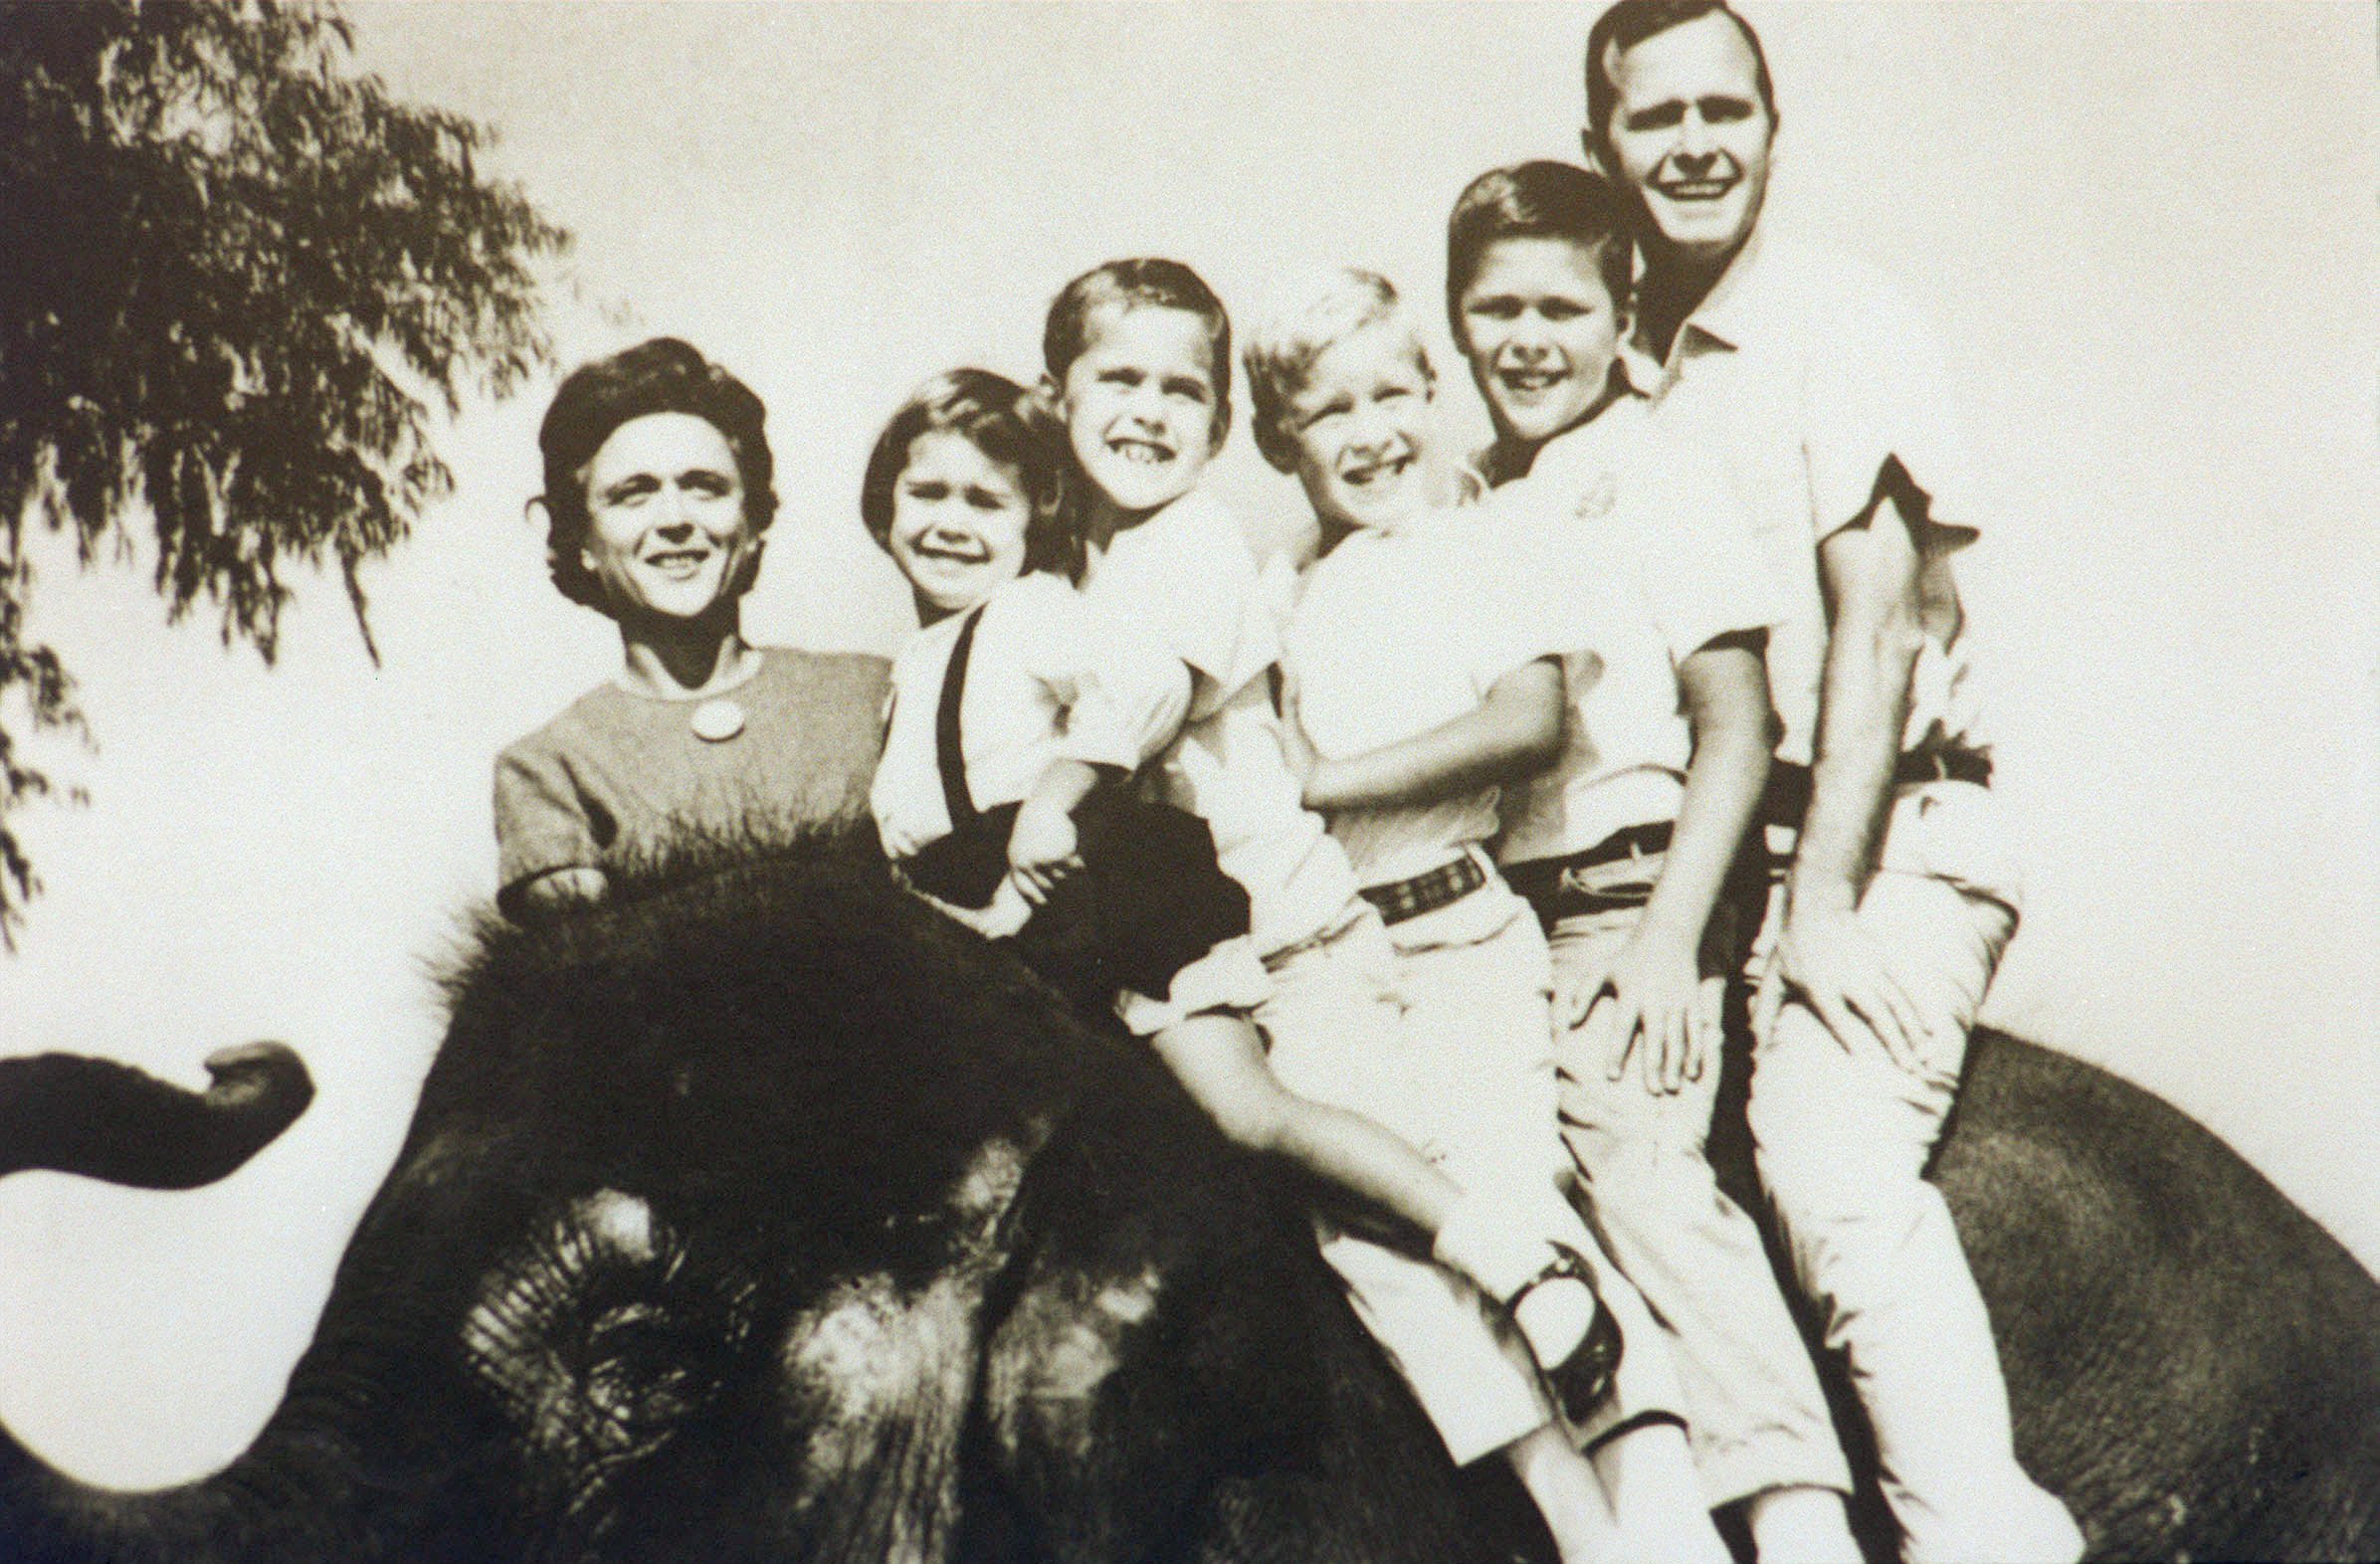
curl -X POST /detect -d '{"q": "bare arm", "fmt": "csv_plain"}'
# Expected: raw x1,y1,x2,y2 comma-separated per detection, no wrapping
1571,633,1775,1093
1792,505,1923,915
1299,657,1564,815
1756,490,1936,1064
1639,631,1775,957
1006,756,1109,904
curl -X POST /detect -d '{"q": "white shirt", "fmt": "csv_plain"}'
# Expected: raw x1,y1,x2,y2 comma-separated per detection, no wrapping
1284,507,1555,887
1488,398,1784,867
1078,489,1360,956
1620,231,1988,766
872,571,1188,860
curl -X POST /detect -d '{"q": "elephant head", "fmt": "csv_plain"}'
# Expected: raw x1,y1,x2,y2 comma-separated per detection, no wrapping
1,828,2376,1562
0,832,1493,1563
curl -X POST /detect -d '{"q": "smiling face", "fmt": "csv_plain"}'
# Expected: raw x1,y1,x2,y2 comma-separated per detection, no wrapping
1053,302,1223,519
578,412,756,624
1597,8,1775,270
886,430,1034,622
1457,235,1623,452
1276,323,1437,538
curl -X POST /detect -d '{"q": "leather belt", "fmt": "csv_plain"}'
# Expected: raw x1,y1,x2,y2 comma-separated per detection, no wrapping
1359,852,1488,926
1761,748,1992,830
1500,822,1674,912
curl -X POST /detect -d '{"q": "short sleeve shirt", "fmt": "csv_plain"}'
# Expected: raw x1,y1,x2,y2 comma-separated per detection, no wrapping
1284,509,1556,887
1619,232,1987,765
871,572,1191,861
1487,397,1784,867
494,648,890,910
1078,489,1359,954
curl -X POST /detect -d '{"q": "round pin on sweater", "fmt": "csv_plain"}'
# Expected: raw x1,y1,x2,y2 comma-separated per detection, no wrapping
690,697,746,742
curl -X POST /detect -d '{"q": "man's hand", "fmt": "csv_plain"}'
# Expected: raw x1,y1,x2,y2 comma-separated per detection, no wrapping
1573,934,1718,1095
1753,904,1937,1074
1005,796,1084,905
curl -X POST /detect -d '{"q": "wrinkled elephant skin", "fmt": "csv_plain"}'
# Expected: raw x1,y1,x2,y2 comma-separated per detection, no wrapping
0,834,2374,1563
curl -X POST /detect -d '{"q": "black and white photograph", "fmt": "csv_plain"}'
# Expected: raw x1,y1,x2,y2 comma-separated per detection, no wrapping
1,3,2375,1560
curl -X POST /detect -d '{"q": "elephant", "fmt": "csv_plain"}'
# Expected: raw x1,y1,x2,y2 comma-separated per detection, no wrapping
1,828,2375,1562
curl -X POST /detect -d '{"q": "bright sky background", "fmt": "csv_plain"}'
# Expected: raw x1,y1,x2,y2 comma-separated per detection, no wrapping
1,2,2375,1485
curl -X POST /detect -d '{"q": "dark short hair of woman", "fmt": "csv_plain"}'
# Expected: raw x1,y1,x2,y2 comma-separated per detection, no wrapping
532,336,780,613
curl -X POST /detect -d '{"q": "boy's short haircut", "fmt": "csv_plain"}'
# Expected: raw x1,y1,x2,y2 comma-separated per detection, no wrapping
1584,0,1776,147
861,367,1083,582
1042,258,1234,445
1243,268,1431,472
1446,161,1636,348
537,336,778,612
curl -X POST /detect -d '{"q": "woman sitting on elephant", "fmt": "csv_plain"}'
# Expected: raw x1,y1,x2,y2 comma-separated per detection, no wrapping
495,337,892,919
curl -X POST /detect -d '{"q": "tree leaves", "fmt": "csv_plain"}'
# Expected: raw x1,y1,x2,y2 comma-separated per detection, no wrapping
0,0,569,938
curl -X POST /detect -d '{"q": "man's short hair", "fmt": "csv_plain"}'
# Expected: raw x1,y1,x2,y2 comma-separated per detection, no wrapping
860,367,1082,582
1242,268,1431,472
1042,258,1234,446
536,336,778,613
1584,0,1778,146
1446,161,1635,348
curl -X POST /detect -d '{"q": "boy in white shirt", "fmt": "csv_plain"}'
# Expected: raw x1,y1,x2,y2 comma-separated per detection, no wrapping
1449,160,1867,1561
1243,263,1725,1564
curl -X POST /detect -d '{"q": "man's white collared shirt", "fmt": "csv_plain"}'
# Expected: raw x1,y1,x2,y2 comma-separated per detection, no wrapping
1620,230,1989,766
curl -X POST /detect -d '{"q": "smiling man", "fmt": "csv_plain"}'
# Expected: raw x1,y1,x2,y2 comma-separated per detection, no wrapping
1580,4,2086,1562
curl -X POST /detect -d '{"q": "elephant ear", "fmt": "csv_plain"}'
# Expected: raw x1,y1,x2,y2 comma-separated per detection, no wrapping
458,1187,762,1555
971,1142,1315,1562
970,1059,1487,1564
751,1127,1052,1564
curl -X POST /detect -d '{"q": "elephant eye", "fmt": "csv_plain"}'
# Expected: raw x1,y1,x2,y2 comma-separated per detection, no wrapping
462,1191,758,1461
580,1296,744,1430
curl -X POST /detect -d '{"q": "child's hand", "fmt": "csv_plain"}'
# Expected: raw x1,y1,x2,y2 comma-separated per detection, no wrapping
1006,797,1084,905
982,874,1035,937
902,876,1033,940
1577,934,1715,1096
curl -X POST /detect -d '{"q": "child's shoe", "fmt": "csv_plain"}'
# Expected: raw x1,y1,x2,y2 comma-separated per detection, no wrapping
1433,1198,1623,1422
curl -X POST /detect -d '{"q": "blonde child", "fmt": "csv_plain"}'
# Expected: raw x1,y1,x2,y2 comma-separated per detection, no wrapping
1046,258,1721,1563
1245,264,1736,1564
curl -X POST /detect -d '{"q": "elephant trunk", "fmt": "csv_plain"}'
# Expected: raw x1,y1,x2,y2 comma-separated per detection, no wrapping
0,1043,313,1187
0,1043,383,1563
0,1429,296,1564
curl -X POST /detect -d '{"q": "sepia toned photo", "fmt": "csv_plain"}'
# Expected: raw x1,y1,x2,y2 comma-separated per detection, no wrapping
1,3,2375,1559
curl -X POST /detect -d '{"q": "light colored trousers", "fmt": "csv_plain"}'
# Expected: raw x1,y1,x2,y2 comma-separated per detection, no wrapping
1742,782,2082,1564
1547,848,1855,1509
1254,889,1685,1466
